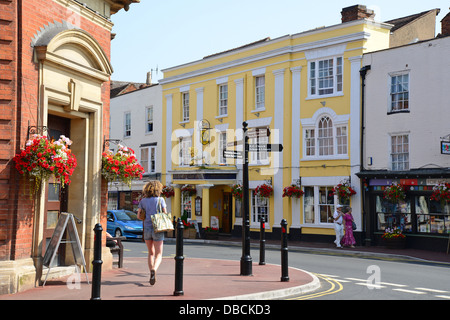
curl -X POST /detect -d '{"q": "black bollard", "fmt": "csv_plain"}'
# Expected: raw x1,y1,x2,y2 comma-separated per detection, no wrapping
280,219,289,282
91,223,103,300
172,216,176,238
174,218,184,296
259,217,266,265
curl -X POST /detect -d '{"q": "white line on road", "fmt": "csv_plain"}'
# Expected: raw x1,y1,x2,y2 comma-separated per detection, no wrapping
393,288,427,295
435,295,450,299
354,283,386,289
379,282,408,287
415,287,448,293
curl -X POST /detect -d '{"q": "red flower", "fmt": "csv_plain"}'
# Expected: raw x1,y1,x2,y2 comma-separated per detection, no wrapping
255,184,273,198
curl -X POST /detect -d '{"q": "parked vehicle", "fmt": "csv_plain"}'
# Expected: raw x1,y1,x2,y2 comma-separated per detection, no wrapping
107,210,143,239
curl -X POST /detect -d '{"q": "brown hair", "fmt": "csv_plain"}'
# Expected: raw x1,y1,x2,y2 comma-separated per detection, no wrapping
142,180,163,198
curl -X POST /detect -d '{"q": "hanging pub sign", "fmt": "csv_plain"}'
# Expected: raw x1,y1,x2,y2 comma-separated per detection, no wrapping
441,141,450,155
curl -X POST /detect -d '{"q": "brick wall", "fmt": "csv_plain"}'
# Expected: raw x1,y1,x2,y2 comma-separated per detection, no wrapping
0,0,111,261
442,12,450,36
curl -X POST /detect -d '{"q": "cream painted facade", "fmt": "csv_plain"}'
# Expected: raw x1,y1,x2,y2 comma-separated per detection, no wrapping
160,17,393,240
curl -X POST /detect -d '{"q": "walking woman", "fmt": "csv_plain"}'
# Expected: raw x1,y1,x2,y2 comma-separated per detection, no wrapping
341,206,356,248
137,180,167,285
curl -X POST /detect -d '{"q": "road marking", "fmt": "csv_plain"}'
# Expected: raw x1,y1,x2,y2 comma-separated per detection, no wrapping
354,282,386,289
393,288,426,295
415,287,448,293
380,282,408,287
435,295,450,300
334,279,352,283
344,277,367,282
289,274,343,300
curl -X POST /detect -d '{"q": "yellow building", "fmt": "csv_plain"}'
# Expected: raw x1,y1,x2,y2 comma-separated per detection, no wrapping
160,5,392,241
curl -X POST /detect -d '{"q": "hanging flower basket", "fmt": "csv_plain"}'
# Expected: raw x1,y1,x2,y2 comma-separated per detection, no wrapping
13,134,77,192
431,183,450,204
332,182,356,204
231,184,243,199
181,184,196,197
101,144,144,187
282,185,304,198
255,183,273,199
161,185,175,198
383,182,406,203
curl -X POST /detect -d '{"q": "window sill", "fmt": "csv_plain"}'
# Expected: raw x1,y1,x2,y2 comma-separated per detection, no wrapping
252,108,266,113
301,155,349,161
305,92,344,100
387,110,410,115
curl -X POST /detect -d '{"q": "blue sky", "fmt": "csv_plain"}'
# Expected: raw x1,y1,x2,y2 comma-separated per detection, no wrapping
110,1,449,83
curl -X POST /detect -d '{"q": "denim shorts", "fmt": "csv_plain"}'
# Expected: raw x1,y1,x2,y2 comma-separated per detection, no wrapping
144,225,165,241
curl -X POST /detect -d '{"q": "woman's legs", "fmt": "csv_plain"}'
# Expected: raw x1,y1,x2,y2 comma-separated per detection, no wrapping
145,239,164,284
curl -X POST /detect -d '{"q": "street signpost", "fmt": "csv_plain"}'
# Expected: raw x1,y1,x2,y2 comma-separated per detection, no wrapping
247,144,283,152
223,149,243,160
239,123,283,276
241,122,252,276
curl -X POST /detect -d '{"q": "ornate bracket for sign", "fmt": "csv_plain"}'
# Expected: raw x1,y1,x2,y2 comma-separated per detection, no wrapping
103,136,122,152
199,119,211,145
26,120,49,141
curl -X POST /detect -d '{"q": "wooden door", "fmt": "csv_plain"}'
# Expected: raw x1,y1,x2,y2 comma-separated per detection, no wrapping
223,192,232,233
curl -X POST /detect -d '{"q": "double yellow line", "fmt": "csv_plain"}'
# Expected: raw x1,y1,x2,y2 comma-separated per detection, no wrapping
288,273,343,300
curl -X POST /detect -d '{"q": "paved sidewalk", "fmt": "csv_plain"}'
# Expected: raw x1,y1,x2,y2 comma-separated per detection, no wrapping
1,257,318,300
2,238,449,301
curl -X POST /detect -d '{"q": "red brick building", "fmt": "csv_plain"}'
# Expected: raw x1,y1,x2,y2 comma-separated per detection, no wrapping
0,0,137,294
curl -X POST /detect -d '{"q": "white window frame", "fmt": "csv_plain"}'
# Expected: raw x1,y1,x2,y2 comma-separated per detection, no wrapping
182,193,192,219
249,127,269,165
182,92,190,122
218,84,228,116
140,148,148,172
179,136,192,167
308,56,343,98
390,133,409,171
146,106,153,133
302,114,348,160
389,72,409,112
255,75,265,110
251,190,269,225
124,112,131,137
218,131,227,165
302,185,338,225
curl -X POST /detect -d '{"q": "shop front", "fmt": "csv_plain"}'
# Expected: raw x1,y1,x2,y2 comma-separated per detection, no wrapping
358,170,450,252
168,169,239,237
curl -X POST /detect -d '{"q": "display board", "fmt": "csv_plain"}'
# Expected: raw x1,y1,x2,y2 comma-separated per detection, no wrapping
42,213,89,286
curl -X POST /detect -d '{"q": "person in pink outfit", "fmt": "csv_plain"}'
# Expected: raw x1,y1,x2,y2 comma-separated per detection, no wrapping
341,206,356,248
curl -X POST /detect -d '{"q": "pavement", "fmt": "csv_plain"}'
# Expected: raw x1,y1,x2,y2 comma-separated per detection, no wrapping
1,237,450,301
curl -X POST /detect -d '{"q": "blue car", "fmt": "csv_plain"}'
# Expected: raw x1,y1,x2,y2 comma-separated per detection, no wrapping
107,210,143,239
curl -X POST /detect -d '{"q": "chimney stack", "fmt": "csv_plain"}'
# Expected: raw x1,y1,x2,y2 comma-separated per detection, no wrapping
146,71,152,85
341,5,375,23
441,10,450,36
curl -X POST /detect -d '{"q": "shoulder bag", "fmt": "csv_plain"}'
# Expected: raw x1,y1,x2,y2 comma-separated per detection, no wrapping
151,197,174,233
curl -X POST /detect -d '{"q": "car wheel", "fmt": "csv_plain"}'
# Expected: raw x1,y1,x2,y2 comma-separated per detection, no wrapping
115,229,122,237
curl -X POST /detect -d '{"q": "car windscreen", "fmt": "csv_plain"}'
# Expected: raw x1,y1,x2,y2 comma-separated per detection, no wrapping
115,210,139,221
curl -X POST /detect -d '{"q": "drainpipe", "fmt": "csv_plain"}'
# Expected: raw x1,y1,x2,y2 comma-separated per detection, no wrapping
359,65,371,246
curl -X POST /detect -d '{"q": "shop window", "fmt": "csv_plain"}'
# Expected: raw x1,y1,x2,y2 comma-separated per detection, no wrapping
415,196,450,234
108,192,118,210
303,186,336,225
304,187,315,223
375,195,412,232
